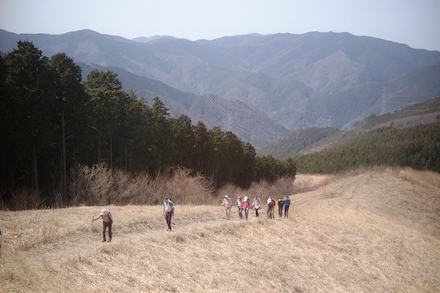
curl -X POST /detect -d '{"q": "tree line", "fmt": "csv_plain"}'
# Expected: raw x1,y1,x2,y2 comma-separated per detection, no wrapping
293,123,440,174
0,41,296,209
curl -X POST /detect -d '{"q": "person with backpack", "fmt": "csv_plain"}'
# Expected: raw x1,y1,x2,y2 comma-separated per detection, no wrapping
163,197,175,231
283,196,291,218
236,196,244,219
278,197,284,219
92,209,113,242
252,194,261,217
267,196,274,219
221,195,232,220
242,196,251,220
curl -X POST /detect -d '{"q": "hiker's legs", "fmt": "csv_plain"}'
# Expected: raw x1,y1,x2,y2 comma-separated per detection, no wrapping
278,206,283,218
255,208,259,217
102,222,111,241
165,212,172,230
244,208,249,220
238,208,243,219
225,207,230,219
102,223,107,241
284,206,289,218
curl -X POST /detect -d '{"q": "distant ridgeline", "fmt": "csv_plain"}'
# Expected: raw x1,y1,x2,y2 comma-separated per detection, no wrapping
1,29,440,148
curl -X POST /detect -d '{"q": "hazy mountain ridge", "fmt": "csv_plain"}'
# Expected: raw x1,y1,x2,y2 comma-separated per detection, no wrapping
1,29,440,147
78,62,289,147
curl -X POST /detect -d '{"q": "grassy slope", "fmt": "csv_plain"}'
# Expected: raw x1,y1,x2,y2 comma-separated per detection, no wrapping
1,168,439,292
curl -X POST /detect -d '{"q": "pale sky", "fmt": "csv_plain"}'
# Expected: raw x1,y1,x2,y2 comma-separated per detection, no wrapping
1,0,439,51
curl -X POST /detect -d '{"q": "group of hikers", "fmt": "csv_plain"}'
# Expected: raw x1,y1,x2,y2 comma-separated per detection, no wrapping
221,194,291,220
92,194,289,242
91,196,175,242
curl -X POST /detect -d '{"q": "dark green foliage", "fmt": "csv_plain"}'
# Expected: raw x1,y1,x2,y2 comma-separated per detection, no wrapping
254,156,297,183
0,42,295,209
294,124,440,173
2,41,55,198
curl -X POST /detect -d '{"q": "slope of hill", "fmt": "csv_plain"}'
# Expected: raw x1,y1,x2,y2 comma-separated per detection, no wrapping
1,168,439,292
348,96,440,132
294,123,440,173
258,127,343,158
79,63,289,147
259,96,440,157
1,29,440,144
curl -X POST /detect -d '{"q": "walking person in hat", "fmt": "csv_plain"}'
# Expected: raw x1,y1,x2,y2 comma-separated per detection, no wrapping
163,197,175,231
221,195,232,220
236,196,244,219
252,194,261,217
278,197,284,219
92,209,113,242
242,196,251,220
284,196,291,218
267,196,274,219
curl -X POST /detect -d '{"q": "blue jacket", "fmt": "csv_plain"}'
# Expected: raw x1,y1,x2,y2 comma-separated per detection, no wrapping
283,199,291,206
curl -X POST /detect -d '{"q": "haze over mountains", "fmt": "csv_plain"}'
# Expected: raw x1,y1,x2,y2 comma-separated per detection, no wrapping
1,29,440,147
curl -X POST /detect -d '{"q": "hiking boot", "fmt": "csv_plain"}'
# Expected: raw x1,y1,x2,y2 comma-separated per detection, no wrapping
108,239,112,242
102,239,106,242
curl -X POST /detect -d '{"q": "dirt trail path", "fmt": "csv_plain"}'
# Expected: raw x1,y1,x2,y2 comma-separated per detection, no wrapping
1,169,440,292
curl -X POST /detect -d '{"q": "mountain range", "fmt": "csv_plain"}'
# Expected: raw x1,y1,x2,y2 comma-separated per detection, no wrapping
1,29,440,148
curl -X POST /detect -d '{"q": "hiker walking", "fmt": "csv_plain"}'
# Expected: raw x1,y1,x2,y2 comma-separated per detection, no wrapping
252,194,261,217
221,195,232,220
163,197,175,231
242,196,251,220
92,209,113,242
237,196,244,219
278,197,284,219
267,196,274,219
284,196,291,218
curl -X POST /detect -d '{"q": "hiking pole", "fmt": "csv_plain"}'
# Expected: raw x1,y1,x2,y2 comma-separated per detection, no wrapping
88,216,93,242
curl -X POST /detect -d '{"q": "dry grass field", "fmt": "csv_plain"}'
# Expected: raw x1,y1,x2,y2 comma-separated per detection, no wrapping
1,168,439,292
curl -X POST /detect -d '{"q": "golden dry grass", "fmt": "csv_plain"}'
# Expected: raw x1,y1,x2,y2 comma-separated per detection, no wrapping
1,168,439,292
397,166,440,188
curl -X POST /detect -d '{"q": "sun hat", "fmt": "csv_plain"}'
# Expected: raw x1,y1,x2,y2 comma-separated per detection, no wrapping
244,196,248,201
101,209,107,215
224,195,228,198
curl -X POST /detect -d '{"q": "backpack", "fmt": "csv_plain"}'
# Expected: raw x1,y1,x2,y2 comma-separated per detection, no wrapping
107,211,113,223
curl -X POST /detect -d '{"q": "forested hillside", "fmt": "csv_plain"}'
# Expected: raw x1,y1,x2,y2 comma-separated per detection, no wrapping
258,127,343,158
348,96,440,132
0,41,295,210
260,96,440,157
294,123,440,174
259,97,440,174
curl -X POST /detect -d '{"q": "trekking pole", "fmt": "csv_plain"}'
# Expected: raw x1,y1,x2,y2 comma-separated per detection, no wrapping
88,217,93,242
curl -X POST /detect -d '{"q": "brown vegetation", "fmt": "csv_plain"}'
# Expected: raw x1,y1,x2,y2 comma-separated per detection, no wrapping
1,167,439,292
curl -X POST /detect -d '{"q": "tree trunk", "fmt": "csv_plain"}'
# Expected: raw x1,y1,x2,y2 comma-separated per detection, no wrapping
32,143,39,198
110,136,113,169
60,109,67,207
98,136,101,164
